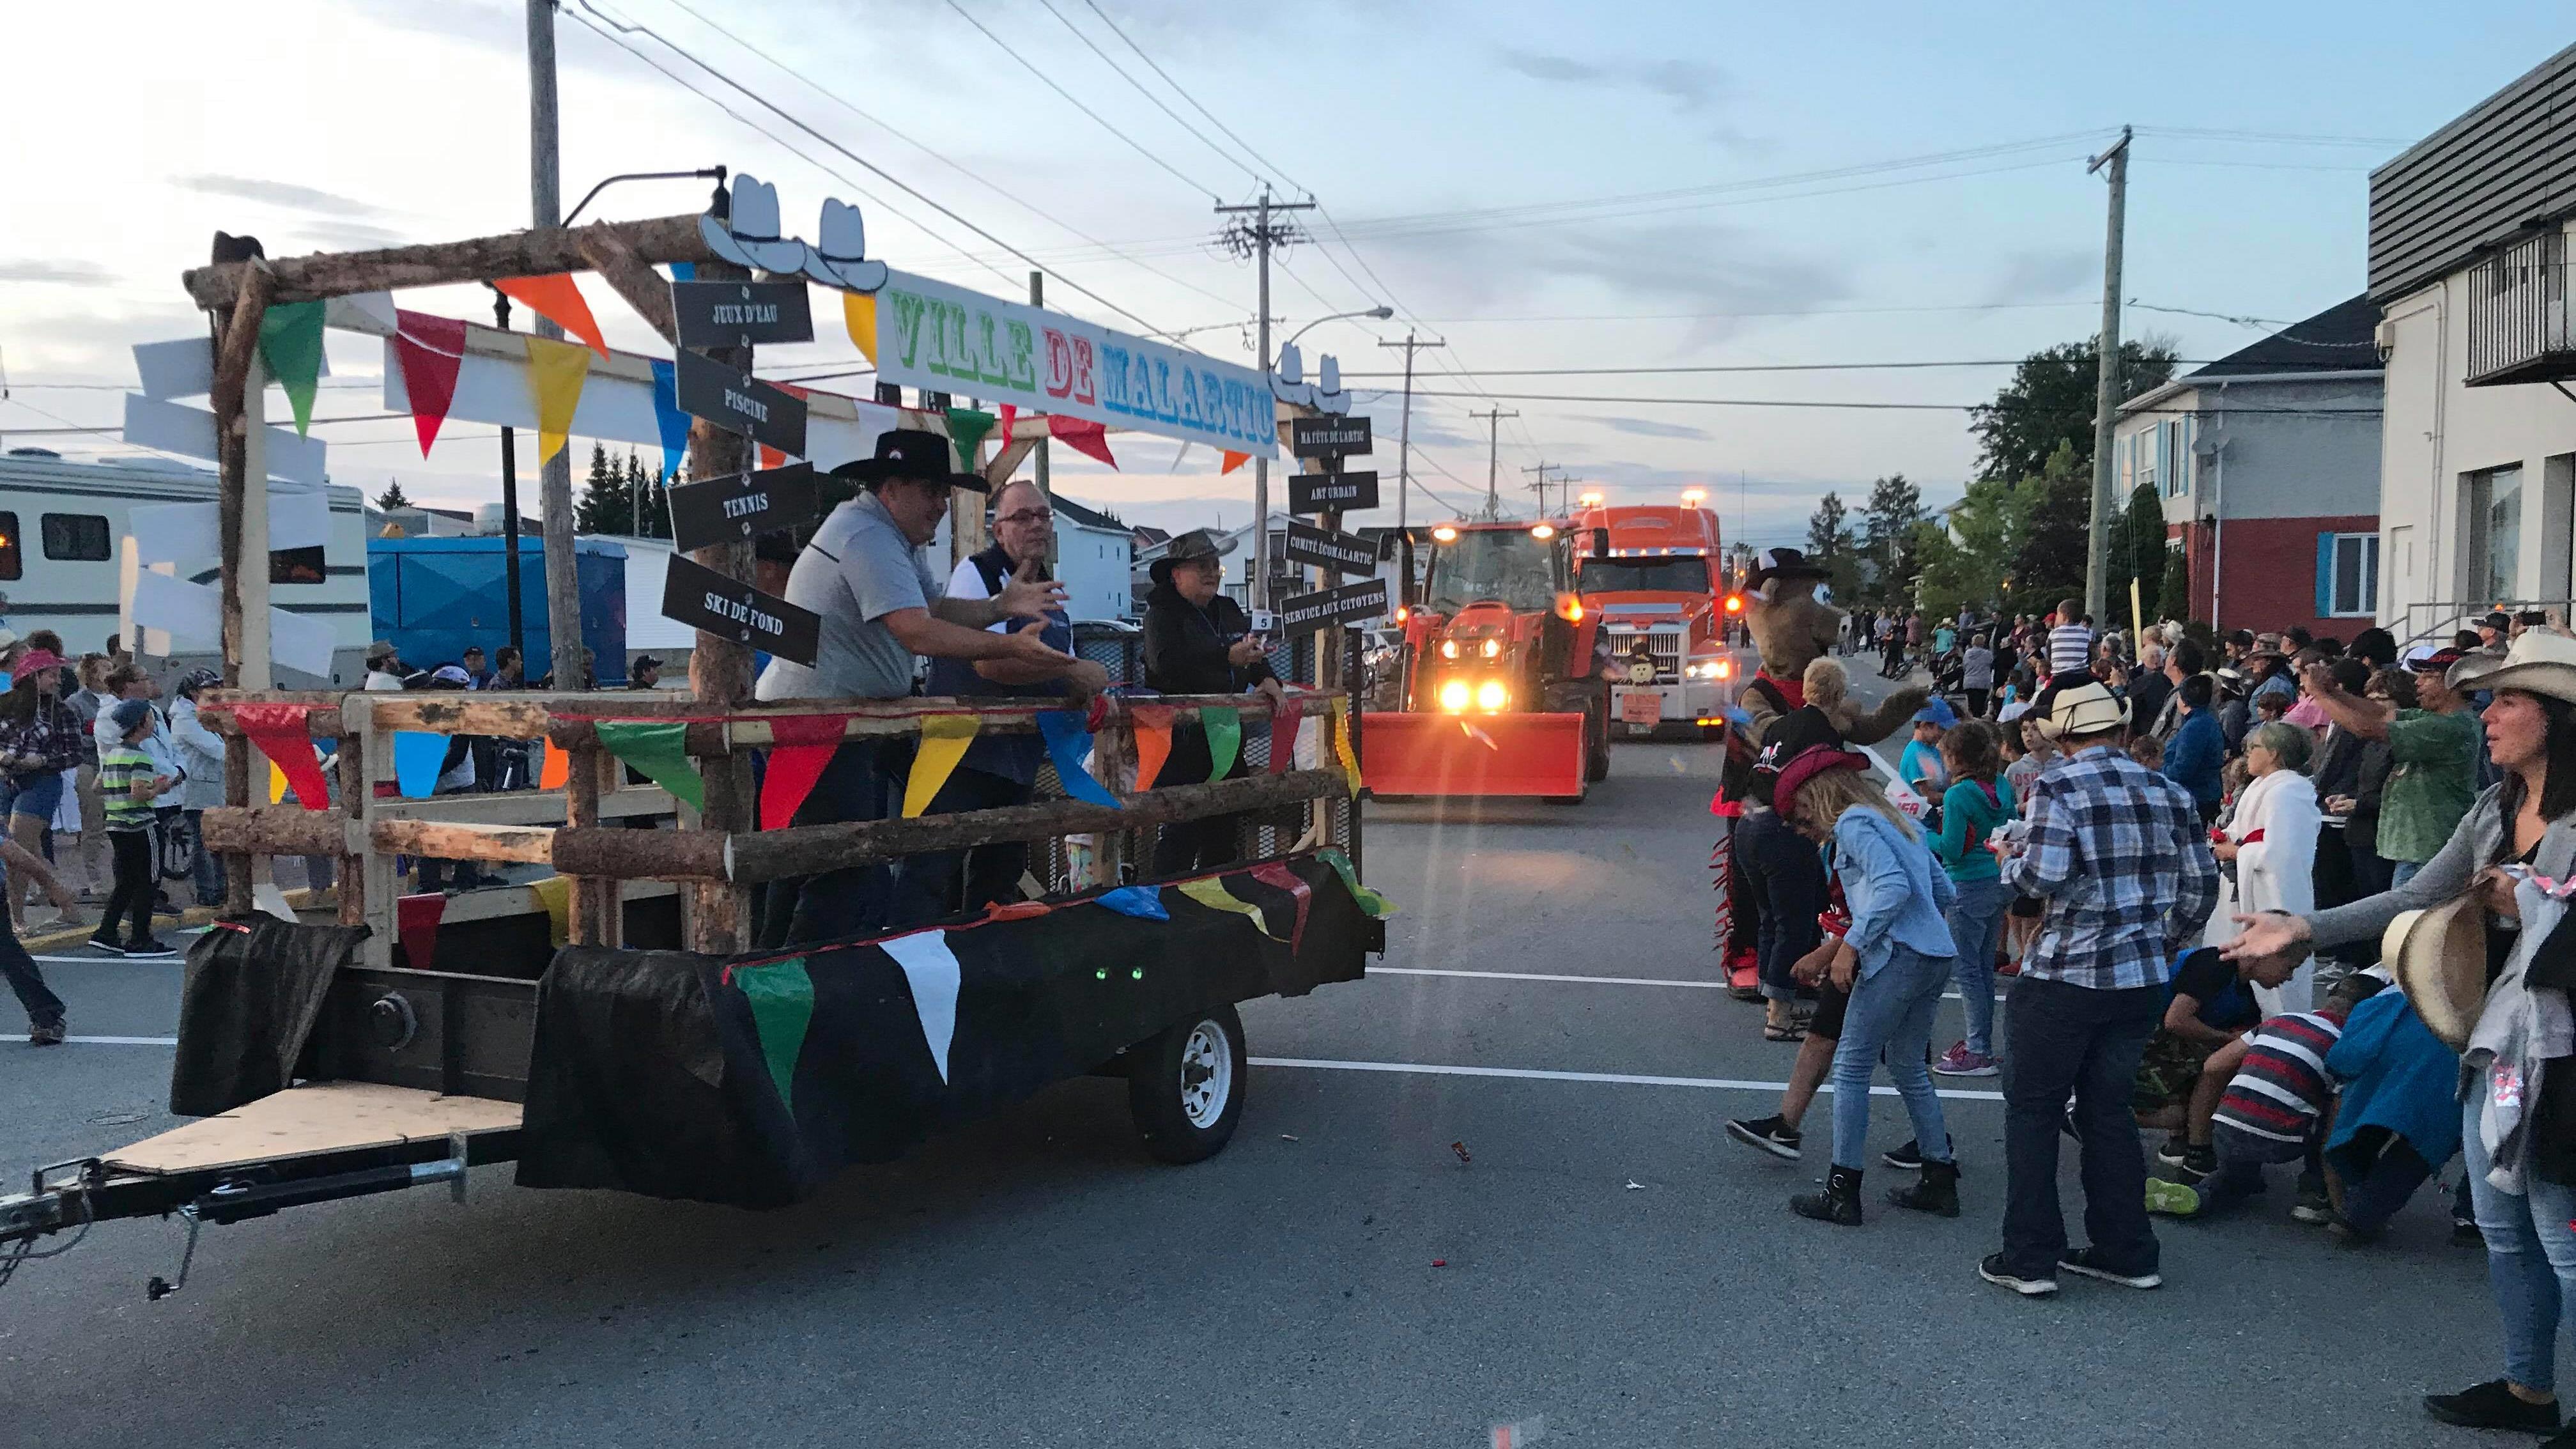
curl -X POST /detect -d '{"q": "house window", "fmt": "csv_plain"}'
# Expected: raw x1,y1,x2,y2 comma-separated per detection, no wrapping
40,513,110,561
2134,428,2157,496
0,512,19,580
2469,464,2526,602
2318,532,2379,617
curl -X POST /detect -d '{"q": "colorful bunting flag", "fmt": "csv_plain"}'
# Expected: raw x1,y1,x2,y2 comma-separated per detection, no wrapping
392,309,465,456
1332,701,1364,798
523,335,592,465
538,738,571,790
759,382,812,470
903,713,981,817
396,891,447,973
495,274,608,356
390,730,448,798
1129,704,1174,793
759,715,846,830
1177,875,1270,934
1248,861,1314,954
1221,450,1249,475
944,407,997,470
230,702,334,811
844,290,877,364
593,720,704,810
880,931,962,1085
268,758,288,805
648,357,690,481
1037,709,1120,807
1267,694,1305,775
256,300,326,436
1053,417,1117,469
530,874,573,947
1200,705,1242,782
1093,885,1169,922
997,403,1017,451
734,956,815,1111
1316,847,1396,918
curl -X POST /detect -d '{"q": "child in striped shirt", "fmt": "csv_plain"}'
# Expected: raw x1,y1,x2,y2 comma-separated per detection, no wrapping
91,699,177,957
2146,975,2382,1220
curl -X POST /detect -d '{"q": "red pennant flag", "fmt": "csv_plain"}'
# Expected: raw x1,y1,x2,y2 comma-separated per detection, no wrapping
759,382,813,470
493,274,607,356
998,403,1017,449
760,714,848,830
1221,450,1249,475
1247,862,1313,956
1130,705,1175,792
230,702,334,812
392,310,466,457
397,891,447,972
1266,694,1304,775
1052,417,1117,469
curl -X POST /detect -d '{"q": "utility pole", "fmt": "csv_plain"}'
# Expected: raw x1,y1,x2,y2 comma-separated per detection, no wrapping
1472,407,1516,520
1377,333,1444,535
1030,270,1057,572
1215,186,1315,610
527,0,585,686
2083,125,2131,626
1522,461,1559,519
492,291,526,663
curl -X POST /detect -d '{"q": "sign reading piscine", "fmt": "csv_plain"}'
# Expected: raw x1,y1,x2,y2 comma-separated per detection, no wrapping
872,268,1279,459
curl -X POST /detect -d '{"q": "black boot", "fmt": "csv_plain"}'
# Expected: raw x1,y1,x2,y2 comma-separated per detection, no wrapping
1791,1165,1864,1225
1888,1158,1961,1218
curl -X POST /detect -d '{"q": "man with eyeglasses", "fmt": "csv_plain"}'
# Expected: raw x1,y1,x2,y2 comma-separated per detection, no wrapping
890,478,1109,924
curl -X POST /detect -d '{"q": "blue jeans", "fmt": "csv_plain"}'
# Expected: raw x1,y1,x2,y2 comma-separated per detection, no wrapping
1,770,63,821
1944,876,2011,1057
2391,858,2425,888
2464,1092,2576,1393
1738,808,1825,1005
1829,942,1955,1171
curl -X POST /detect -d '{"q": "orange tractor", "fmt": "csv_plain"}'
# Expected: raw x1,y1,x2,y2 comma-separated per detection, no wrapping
1364,520,1612,802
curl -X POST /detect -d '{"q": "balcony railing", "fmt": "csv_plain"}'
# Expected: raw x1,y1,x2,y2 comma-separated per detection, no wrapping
2465,234,2576,387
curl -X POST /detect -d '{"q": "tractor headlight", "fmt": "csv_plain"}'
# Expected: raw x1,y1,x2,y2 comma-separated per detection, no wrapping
1438,679,1471,713
1440,639,1460,659
1480,637,1502,658
1476,679,1509,711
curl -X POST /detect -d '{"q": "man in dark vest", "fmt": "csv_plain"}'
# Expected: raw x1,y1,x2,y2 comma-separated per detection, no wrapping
889,479,1109,924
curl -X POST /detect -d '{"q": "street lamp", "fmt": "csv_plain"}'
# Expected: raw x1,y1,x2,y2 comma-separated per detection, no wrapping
563,166,730,226
1280,305,1394,356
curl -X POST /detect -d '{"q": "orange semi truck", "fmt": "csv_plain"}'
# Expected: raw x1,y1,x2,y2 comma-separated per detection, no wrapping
1574,504,1742,740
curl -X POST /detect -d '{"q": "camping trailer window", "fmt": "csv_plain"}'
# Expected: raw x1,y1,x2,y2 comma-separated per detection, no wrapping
40,513,111,562
0,513,18,580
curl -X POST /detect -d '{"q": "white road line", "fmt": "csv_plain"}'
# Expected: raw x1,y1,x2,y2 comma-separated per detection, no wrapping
1,1034,178,1046
1252,1055,2005,1101
1368,966,1980,1002
32,954,186,966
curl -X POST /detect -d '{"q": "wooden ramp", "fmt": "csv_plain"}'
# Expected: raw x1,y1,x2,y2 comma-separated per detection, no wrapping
105,1083,523,1177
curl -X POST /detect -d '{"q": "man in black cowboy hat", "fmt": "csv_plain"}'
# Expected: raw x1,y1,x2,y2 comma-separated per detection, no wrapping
1141,527,1283,873
753,428,1069,946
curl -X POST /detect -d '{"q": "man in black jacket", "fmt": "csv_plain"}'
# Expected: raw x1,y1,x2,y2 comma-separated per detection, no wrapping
1141,529,1284,873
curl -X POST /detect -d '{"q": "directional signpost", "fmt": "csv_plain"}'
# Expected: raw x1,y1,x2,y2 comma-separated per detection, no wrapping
1290,415,1372,459
661,554,821,666
1277,578,1390,637
672,346,808,458
665,462,821,553
1282,519,1378,576
1288,469,1379,515
670,279,817,350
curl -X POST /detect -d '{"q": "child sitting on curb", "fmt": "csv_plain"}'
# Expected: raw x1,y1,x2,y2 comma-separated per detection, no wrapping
2147,975,2382,1221
2323,973,2460,1241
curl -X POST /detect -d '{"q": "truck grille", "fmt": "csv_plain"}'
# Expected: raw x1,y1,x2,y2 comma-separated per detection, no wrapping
1605,626,1683,683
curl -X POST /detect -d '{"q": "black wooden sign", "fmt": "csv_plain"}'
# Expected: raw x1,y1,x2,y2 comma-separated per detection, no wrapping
1277,578,1390,636
665,463,821,552
1290,415,1373,458
671,279,816,349
660,554,821,665
1281,520,1378,576
1289,469,1380,515
673,347,808,458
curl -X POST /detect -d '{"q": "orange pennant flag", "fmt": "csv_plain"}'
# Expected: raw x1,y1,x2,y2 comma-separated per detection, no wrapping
538,739,571,790
760,382,813,470
1221,451,1250,475
1130,705,1175,792
495,274,608,357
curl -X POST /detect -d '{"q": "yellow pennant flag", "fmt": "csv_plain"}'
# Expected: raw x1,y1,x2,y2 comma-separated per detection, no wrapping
1178,876,1277,936
523,334,592,465
529,875,573,948
902,713,981,817
1332,700,1364,798
268,757,289,804
844,290,878,364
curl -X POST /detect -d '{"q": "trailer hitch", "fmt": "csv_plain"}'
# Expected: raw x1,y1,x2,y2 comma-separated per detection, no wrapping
144,1132,472,1303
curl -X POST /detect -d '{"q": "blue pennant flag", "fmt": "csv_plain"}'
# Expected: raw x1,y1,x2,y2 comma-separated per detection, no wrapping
1094,885,1169,921
1036,710,1120,809
391,731,447,798
648,357,690,481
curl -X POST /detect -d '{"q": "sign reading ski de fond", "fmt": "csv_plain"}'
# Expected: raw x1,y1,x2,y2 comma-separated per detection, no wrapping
872,269,1279,459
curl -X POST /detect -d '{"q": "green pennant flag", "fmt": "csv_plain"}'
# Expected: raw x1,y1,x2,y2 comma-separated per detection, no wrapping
592,720,704,810
733,957,814,1112
256,300,327,436
1200,705,1241,781
1316,847,1398,918
944,407,998,469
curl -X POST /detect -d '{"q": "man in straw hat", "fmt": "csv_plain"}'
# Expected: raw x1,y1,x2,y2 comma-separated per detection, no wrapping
1977,674,2220,1298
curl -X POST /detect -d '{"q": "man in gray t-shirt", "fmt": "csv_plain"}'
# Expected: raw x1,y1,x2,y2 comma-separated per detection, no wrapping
753,428,1065,947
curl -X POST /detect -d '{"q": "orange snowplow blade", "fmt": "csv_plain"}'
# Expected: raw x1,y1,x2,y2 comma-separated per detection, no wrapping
1361,712,1586,798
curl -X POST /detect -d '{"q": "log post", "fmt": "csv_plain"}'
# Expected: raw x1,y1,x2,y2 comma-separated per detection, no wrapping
210,256,274,917
335,727,365,927
351,695,398,968
564,740,604,946
681,257,757,955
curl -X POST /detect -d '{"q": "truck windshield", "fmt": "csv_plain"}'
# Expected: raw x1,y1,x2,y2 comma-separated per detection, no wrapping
1423,531,1561,612
1580,556,1712,594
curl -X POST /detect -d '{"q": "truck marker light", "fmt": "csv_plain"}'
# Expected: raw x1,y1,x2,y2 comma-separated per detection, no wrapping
1432,525,1458,543
1529,523,1557,541
1395,606,1410,624
1724,594,1743,614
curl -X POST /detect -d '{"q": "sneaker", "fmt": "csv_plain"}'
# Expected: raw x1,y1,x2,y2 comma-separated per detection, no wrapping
87,933,128,957
2291,1188,2333,1225
122,938,179,958
2454,1218,2487,1248
2177,1143,2216,1181
2154,1136,2192,1168
1932,1044,2000,1077
2060,1105,2081,1140
2325,1214,2383,1246
2144,1178,2203,1217
1881,1135,1952,1170
28,1020,66,1047
1725,1114,1803,1161
2057,1246,2162,1289
2423,1379,2562,1432
1977,1252,2058,1298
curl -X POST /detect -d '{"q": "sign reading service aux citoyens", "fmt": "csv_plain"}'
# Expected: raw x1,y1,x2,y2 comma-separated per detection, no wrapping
870,268,1279,459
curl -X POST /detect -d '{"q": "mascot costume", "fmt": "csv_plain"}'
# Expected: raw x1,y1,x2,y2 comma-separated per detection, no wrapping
1713,548,1929,999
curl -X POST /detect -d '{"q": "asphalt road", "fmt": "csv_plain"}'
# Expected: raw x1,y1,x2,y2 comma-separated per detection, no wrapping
0,661,2506,1446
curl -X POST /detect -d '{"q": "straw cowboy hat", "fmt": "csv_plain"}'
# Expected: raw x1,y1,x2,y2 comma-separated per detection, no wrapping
2029,674,2127,741
2381,895,2488,1051
2449,628,2576,703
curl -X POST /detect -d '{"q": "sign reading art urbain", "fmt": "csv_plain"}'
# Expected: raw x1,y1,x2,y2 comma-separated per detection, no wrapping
869,268,1279,459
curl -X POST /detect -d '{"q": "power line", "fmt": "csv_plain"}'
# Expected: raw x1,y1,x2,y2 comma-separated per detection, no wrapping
1079,0,1304,192
1031,0,1266,190
937,0,1219,202
1379,389,2383,416
1336,359,2218,379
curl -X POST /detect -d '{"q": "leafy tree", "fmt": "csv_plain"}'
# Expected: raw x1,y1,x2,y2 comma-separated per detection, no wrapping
1968,335,2182,484
1913,477,2031,621
374,479,412,511
2159,543,2194,626
1861,474,1925,605
2009,442,2092,611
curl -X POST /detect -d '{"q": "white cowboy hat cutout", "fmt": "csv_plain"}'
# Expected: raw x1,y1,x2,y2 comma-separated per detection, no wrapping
698,174,812,274
1312,352,1352,415
1270,342,1317,408
805,198,888,293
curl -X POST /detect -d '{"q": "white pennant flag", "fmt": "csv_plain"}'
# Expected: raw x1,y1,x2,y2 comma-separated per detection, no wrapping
878,929,961,1085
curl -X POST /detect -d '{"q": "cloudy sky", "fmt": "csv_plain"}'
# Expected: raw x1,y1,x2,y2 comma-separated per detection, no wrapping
3,0,2568,545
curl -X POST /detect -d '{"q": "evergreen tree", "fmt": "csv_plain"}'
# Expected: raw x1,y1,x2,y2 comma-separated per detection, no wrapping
2009,443,2092,609
575,442,631,534
374,479,412,511
2159,543,2194,625
1861,474,1925,605
2118,484,2166,624
1807,492,1852,561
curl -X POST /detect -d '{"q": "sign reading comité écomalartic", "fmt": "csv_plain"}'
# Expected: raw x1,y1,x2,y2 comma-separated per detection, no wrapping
670,279,817,349
665,463,821,552
868,268,1279,458
661,554,821,665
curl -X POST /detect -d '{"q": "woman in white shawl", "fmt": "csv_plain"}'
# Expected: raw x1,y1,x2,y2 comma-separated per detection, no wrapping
2212,721,2322,1012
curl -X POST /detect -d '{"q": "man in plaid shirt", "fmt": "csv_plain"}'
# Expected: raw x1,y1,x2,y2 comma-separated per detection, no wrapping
1978,676,2220,1298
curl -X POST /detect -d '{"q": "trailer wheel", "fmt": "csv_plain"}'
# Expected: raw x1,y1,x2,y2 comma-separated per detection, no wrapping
1129,1005,1247,1163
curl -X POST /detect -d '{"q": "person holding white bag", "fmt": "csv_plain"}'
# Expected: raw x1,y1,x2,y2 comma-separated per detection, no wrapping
2210,722,2322,1014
